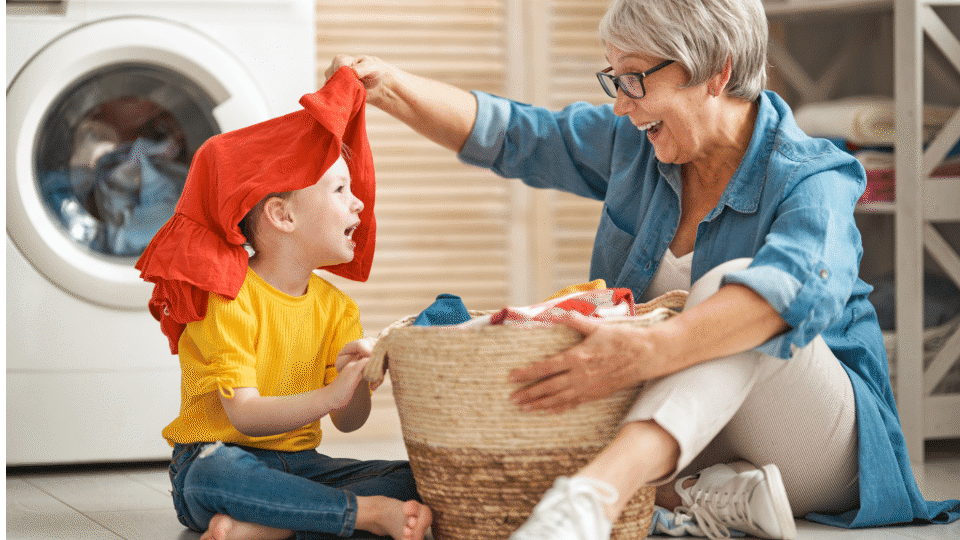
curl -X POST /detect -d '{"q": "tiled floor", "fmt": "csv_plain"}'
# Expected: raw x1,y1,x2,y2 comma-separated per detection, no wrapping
7,438,960,540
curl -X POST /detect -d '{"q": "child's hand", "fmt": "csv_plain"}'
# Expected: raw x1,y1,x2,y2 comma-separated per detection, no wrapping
325,357,371,410
336,337,376,372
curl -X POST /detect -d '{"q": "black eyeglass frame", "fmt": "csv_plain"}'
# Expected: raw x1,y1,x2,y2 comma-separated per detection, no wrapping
596,60,674,99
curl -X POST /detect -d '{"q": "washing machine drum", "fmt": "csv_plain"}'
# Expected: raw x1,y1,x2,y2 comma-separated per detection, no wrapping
35,65,217,259
7,17,270,309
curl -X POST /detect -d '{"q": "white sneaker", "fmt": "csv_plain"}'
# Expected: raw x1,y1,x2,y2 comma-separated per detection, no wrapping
509,476,617,540
673,463,796,540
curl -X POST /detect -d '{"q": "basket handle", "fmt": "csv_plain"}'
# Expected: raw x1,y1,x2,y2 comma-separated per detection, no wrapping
364,314,417,385
365,340,388,387
362,309,497,385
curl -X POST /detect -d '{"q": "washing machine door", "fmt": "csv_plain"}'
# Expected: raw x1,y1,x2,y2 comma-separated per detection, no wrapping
7,17,271,309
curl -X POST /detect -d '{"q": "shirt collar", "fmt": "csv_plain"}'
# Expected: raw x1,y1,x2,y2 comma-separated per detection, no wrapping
657,91,781,218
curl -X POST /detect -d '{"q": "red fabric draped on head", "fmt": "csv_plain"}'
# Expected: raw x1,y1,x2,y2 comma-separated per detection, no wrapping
135,67,376,353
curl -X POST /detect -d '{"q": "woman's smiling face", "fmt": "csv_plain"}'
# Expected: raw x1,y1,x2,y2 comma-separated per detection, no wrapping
605,44,710,165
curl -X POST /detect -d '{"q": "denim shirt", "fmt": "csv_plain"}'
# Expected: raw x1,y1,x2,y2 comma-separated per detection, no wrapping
459,90,959,527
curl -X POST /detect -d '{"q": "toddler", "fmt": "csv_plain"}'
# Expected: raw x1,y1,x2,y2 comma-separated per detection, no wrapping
136,67,431,540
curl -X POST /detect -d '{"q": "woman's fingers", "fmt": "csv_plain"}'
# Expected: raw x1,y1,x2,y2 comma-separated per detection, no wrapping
508,313,598,383
510,370,578,411
325,54,356,80
325,55,389,93
509,354,568,384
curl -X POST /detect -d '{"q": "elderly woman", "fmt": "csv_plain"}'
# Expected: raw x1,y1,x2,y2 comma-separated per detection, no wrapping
326,0,960,539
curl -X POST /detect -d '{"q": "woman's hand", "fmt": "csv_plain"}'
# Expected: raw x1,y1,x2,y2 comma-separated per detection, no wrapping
507,283,792,414
324,53,478,152
325,55,396,108
508,314,670,414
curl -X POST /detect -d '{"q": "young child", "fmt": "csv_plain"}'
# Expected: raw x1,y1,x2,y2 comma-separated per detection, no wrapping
136,67,432,540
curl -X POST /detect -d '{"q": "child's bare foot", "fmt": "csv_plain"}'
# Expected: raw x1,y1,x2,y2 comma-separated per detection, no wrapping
401,499,433,540
355,496,433,540
199,513,292,540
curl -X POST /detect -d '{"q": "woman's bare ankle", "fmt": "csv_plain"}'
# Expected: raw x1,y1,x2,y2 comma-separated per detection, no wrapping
579,420,681,519
655,482,683,511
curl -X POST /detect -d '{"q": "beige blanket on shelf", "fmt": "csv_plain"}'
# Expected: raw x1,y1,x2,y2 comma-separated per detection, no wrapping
794,96,956,146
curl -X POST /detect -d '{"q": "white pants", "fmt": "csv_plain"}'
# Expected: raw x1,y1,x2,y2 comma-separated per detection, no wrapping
623,259,860,516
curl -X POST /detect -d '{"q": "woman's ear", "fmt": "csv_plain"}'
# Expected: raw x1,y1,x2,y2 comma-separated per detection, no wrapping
262,196,296,233
709,57,733,97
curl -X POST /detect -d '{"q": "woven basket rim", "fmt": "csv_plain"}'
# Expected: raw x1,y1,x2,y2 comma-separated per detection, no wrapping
364,290,688,385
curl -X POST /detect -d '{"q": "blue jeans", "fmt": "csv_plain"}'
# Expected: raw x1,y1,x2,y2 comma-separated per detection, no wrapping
169,442,419,539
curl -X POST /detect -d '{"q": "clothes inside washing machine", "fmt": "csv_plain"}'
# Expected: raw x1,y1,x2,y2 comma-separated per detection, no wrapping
35,63,220,258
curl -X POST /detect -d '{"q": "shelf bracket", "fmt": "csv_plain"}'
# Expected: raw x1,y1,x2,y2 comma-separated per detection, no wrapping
924,326,960,396
768,30,864,103
921,5,960,75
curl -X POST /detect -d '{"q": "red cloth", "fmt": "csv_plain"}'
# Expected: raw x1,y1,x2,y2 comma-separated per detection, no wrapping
488,288,636,329
135,67,376,353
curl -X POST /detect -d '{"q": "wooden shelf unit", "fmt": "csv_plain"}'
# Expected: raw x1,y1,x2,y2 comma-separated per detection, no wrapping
764,0,960,463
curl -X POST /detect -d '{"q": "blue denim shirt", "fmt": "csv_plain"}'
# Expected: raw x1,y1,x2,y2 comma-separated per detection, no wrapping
459,90,959,527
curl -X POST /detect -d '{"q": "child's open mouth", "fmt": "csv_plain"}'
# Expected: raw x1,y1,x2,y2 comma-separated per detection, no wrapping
344,224,358,238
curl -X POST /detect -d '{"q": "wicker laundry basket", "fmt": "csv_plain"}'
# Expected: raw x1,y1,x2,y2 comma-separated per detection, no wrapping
364,291,687,540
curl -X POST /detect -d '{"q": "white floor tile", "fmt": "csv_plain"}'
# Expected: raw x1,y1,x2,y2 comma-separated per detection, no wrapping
6,511,122,540
122,469,173,498
25,470,171,512
795,519,960,539
86,508,200,540
6,478,75,515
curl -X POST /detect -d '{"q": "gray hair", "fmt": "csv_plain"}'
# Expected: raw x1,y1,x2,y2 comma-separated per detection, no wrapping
599,0,768,102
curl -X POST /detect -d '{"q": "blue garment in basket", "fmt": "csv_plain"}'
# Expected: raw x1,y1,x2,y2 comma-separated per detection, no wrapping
413,294,472,326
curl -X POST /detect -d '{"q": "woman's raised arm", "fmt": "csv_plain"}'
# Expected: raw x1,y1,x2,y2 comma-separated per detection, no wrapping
326,55,479,153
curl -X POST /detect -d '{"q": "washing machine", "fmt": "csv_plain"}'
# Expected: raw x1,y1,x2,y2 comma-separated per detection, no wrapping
7,0,316,465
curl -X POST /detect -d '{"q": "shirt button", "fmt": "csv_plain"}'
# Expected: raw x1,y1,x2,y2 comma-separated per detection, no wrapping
820,268,829,279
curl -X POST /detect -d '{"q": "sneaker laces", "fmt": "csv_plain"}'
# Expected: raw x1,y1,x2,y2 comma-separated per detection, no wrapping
674,473,759,539
514,477,617,540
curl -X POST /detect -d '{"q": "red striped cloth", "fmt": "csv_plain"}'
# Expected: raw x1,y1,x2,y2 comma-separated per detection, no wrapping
488,287,636,329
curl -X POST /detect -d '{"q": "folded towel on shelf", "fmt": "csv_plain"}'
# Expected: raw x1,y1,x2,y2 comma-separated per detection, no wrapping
794,96,956,146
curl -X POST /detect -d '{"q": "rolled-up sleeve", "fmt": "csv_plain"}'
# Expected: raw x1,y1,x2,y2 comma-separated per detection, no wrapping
458,91,620,200
459,91,512,169
722,165,865,359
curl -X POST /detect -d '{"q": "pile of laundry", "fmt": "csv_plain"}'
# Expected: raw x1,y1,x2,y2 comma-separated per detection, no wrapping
411,280,637,329
40,109,188,257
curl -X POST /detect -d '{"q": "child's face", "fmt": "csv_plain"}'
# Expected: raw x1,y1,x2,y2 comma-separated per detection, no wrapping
289,157,364,267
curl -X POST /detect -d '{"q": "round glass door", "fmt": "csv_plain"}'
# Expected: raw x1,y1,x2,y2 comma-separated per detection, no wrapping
7,16,270,309
34,63,219,259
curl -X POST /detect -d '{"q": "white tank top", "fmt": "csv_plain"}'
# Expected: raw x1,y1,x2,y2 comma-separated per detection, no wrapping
640,248,693,303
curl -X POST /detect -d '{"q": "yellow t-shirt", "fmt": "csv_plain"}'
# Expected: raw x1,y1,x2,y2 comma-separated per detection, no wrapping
162,268,363,451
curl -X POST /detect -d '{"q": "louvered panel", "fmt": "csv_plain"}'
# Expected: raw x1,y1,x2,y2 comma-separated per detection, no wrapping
315,0,509,335
548,0,610,293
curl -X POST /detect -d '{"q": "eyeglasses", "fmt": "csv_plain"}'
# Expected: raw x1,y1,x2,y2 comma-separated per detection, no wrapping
596,60,674,99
